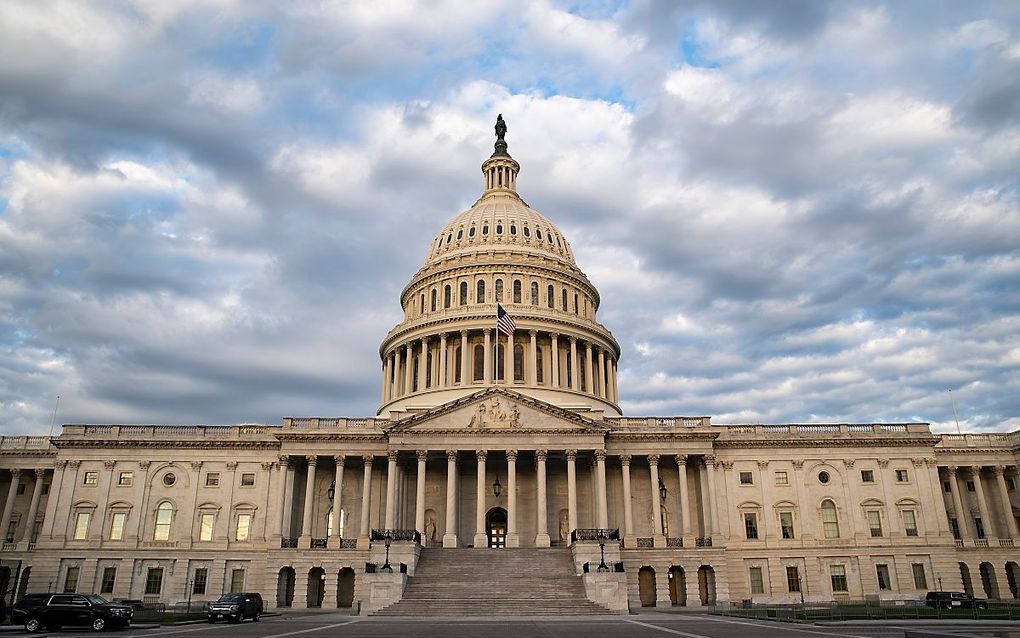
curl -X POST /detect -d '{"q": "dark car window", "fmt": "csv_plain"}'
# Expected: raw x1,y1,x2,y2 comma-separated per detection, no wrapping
217,594,244,602
86,595,109,605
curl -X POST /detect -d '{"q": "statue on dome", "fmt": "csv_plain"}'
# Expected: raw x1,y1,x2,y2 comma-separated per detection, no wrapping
495,114,507,141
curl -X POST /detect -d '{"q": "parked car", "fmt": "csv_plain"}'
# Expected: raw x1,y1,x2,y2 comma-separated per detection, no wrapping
207,592,263,623
925,591,988,609
12,593,133,632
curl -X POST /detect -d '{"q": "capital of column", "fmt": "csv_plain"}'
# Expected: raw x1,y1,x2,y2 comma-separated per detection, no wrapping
226,461,238,470
439,332,448,343
878,459,889,468
334,454,346,466
791,460,804,469
362,455,374,465
720,460,734,470
565,449,577,461
536,449,548,462
446,449,459,462
261,461,275,471
278,455,290,467
620,454,632,466
529,329,538,337
549,331,559,339
476,449,488,461
387,450,398,462
648,454,660,466
306,455,318,466
417,450,428,462
756,460,769,469
992,465,1006,477
53,460,66,469
137,460,149,469
970,465,984,475
704,454,716,467
594,449,607,462
843,459,856,469
675,454,687,466
506,449,518,462
10,468,22,478
947,465,959,476
189,461,202,471
568,336,577,344
33,468,47,478
103,460,116,470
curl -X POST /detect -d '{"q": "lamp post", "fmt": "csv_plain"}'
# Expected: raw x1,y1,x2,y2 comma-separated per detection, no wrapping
382,534,393,572
658,478,667,501
327,480,336,503
186,577,193,612
492,476,502,499
938,576,943,592
596,529,609,572
798,575,805,606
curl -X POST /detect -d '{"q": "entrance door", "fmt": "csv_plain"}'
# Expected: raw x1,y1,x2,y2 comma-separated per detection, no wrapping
486,507,507,548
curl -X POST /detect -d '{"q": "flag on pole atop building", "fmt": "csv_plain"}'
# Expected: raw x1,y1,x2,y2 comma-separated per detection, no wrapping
496,303,516,337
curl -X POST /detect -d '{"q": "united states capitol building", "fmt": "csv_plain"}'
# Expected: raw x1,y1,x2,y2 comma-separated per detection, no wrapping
1,121,1018,614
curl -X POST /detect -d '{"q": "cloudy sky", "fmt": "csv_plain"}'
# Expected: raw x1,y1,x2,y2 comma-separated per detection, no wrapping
0,1,1018,434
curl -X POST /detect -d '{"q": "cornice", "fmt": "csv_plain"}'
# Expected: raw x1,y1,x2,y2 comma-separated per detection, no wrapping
275,433,386,442
608,432,719,442
53,440,281,450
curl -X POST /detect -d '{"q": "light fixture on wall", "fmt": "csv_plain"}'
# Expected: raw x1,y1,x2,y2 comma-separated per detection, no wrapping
327,480,336,503
659,478,667,501
492,476,502,498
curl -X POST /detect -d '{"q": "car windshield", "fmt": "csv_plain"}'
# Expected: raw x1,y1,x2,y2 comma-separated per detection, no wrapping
217,594,244,602
86,595,108,605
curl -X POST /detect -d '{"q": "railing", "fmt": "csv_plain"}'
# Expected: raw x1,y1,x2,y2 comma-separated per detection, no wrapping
695,537,713,547
606,417,711,428
141,540,178,549
310,538,327,549
666,537,684,548
722,423,928,436
0,436,52,449
66,424,271,439
636,537,653,548
937,432,1020,448
975,539,989,547
955,539,964,547
1000,539,1015,547
339,538,358,549
571,529,620,542
281,537,298,548
284,417,384,429
371,529,421,543
0,542,16,552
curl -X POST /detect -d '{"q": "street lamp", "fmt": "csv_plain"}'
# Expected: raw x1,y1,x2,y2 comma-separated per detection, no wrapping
382,534,393,572
938,576,943,592
798,575,805,606
327,480,336,503
492,476,502,498
658,478,667,501
596,529,609,572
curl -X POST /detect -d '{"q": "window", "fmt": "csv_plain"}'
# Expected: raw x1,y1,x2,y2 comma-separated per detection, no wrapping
443,285,451,308
536,347,544,384
162,472,176,487
236,514,252,541
867,510,883,537
16,483,25,495
786,566,801,592
495,279,503,302
966,480,975,492
513,344,524,382
83,471,99,486
100,567,116,594
818,471,830,484
144,568,163,595
240,473,255,487
110,512,127,541
510,224,517,235
469,226,475,237
117,472,133,486
430,289,437,311
903,510,919,537
327,508,346,538
513,280,521,303
573,292,579,314
975,517,985,539
42,483,49,495
476,280,485,303
537,229,543,240
154,502,173,541
530,282,538,305
895,469,909,483
199,513,215,541
821,500,839,538
523,226,530,237
744,513,759,540
473,345,484,381
230,569,245,593
739,472,753,485
73,512,90,540
205,473,220,487
775,471,788,485
457,228,463,240
780,512,795,539
496,223,503,234
749,567,764,594
943,480,952,493
876,564,891,590
911,564,928,589
950,517,961,540
5,520,14,542
193,568,208,595
64,566,80,593
1009,477,1016,491
454,347,462,383
547,284,554,308
830,565,848,592
561,289,567,310
861,470,875,483
460,282,468,305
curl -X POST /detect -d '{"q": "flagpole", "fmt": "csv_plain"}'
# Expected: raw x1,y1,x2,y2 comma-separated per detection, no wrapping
495,326,500,385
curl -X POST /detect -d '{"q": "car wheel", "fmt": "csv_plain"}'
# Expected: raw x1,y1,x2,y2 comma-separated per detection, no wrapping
978,603,988,610
92,617,107,631
254,611,261,622
24,618,41,633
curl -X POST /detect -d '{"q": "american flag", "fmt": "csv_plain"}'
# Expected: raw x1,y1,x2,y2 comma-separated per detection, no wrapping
496,303,516,337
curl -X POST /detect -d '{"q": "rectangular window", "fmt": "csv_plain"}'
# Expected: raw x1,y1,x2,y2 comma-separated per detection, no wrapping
229,569,245,593
240,473,255,487
903,510,919,537
110,512,127,540
876,564,891,590
16,483,25,495
744,513,759,540
861,470,875,483
5,521,15,542
943,480,952,493
775,471,788,485
739,472,753,485
950,518,961,540
100,567,116,594
117,472,133,486
911,564,928,589
830,565,848,592
867,510,883,537
63,566,80,593
205,473,220,487
895,469,909,483
42,483,49,495
83,471,99,486
975,517,985,539
780,512,795,539
967,480,975,492
786,566,801,592
1008,477,1016,491
144,568,163,595
236,514,252,541
73,512,90,540
193,568,208,595
200,513,215,541
749,567,764,595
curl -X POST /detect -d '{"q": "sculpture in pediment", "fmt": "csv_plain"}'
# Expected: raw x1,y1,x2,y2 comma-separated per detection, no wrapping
467,397,521,428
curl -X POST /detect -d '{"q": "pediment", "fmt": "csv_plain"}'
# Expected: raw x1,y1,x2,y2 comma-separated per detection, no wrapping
385,387,608,434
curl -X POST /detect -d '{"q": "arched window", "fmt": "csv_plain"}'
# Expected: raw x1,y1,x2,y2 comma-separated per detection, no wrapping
821,500,839,538
578,356,586,390
536,347,544,384
513,344,524,382
425,351,433,389
476,280,485,303
444,285,451,309
446,232,452,244
574,293,579,314
482,224,489,236
495,344,505,381
530,282,539,305
495,279,504,303
457,229,463,240
454,347,462,383
561,289,568,311
473,345,485,381
510,224,517,236
326,508,346,538
565,353,572,388
547,284,554,308
513,280,522,304
537,229,543,240
459,282,468,305
430,289,437,312
154,502,173,541
419,294,425,316
469,226,476,237
496,223,503,234
523,226,530,237
412,356,419,392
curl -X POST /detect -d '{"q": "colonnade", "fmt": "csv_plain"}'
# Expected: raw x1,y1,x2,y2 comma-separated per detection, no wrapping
943,465,1020,543
0,468,49,546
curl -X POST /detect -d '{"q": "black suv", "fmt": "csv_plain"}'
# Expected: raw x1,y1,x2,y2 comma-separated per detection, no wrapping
13,593,133,632
925,591,989,609
207,592,263,623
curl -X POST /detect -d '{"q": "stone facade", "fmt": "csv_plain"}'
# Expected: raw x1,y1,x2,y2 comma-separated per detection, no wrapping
0,123,1018,612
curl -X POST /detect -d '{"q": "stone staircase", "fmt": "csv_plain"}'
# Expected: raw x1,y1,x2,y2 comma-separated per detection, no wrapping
372,547,615,616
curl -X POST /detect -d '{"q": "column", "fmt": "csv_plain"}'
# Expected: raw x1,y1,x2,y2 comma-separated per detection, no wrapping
610,359,618,403
393,349,402,397
566,450,578,536
585,342,594,394
384,451,398,530
948,467,971,540
676,455,692,543
404,342,414,395
460,331,469,387
20,469,45,543
649,455,664,545
443,450,458,547
971,466,993,539
300,457,317,540
474,450,488,547
535,450,551,546
993,466,1019,539
621,455,635,541
506,450,519,547
925,460,951,538
330,455,345,547
0,469,22,538
597,348,607,398
418,337,429,391
550,333,560,388
281,457,295,538
569,337,579,391
596,450,609,529
381,354,391,404
704,456,718,538
438,332,448,387
483,330,492,383
415,451,427,536
358,456,373,544
529,330,538,385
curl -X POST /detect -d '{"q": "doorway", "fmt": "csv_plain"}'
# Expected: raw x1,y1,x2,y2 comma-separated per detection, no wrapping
337,568,355,608
486,507,507,548
638,567,656,607
277,567,295,608
307,567,325,608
